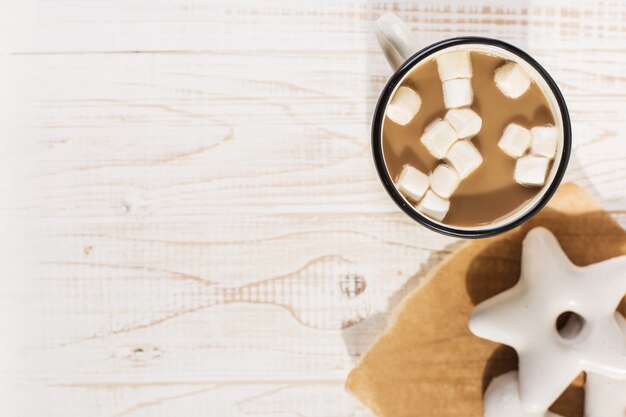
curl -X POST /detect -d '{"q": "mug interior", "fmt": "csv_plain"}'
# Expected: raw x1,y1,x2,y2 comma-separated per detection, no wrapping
374,38,571,238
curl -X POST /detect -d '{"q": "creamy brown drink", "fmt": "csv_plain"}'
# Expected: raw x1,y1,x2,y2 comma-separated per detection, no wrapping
382,48,560,227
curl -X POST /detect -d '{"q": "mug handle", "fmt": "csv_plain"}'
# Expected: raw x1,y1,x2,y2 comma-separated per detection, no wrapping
375,13,420,70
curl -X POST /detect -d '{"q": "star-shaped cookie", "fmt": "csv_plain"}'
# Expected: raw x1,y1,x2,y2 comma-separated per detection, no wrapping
469,227,626,412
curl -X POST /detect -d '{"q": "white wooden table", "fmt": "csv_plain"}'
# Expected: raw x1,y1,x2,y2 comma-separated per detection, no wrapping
1,1,624,416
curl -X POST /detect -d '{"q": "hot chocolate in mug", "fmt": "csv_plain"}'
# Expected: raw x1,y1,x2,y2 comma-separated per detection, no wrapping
372,13,571,238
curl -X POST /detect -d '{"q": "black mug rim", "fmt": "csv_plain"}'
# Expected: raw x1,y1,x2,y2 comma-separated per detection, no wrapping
372,36,572,239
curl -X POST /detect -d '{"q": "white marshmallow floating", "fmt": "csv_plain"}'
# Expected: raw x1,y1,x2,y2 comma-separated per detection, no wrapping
417,190,450,222
514,155,550,187
444,108,482,139
420,118,458,159
484,371,563,417
585,371,626,417
469,227,626,412
430,164,460,199
495,61,532,99
442,78,473,109
395,165,429,202
530,126,558,159
445,140,482,179
386,86,422,125
436,50,472,81
499,123,531,158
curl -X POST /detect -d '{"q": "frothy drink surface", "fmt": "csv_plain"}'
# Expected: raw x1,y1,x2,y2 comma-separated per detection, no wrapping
383,51,555,227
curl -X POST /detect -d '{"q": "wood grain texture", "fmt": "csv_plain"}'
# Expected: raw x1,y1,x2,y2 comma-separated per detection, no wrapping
0,1,624,416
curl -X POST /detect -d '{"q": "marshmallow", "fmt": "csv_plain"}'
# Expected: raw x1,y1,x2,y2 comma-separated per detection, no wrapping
430,164,460,199
514,155,550,187
386,86,422,125
495,61,531,99
442,78,473,109
444,108,482,139
530,126,558,159
395,165,429,202
445,140,483,179
420,118,458,159
436,50,472,81
498,123,531,158
417,190,450,222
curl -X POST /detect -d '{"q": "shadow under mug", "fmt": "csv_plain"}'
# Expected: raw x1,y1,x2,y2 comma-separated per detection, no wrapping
372,14,572,239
